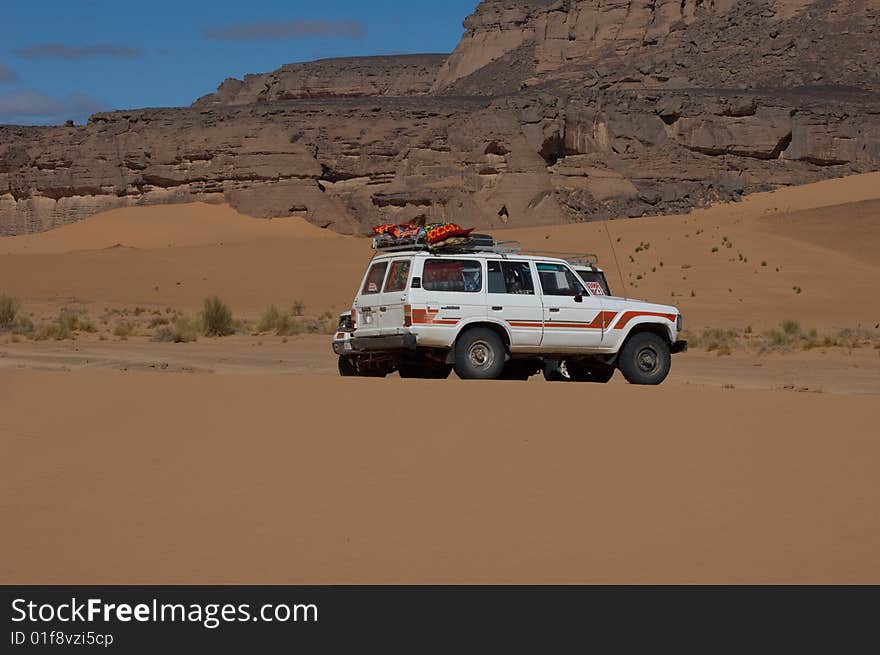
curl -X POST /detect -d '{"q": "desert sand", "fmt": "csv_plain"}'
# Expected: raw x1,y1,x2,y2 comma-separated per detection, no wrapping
2,174,880,583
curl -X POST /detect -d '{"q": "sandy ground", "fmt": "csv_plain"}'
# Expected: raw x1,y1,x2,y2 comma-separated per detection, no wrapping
2,369,878,584
2,174,880,583
1,335,879,394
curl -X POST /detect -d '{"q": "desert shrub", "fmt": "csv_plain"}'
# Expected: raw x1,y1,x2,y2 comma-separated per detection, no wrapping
148,316,170,328
33,308,95,341
0,295,19,327
172,315,199,343
78,316,97,333
201,297,234,337
781,320,800,336
319,311,337,334
257,305,286,334
58,308,82,334
151,325,175,343
113,321,134,338
13,315,34,336
33,322,69,341
291,300,306,317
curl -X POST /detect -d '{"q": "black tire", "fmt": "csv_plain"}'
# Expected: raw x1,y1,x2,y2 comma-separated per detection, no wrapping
617,332,671,385
398,361,453,379
340,355,390,378
566,358,615,384
454,328,506,380
338,355,358,377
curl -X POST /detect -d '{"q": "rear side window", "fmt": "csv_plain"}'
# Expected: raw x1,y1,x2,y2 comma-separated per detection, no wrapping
537,263,587,296
384,260,411,292
487,261,535,295
423,259,482,293
362,261,388,295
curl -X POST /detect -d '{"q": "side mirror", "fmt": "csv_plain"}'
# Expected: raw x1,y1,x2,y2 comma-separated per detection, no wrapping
574,294,583,303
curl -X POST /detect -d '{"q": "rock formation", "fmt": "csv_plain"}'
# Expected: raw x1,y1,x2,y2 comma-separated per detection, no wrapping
1,0,878,236
194,54,446,106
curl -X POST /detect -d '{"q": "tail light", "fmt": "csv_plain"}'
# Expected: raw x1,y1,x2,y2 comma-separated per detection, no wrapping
351,308,357,330
404,304,412,327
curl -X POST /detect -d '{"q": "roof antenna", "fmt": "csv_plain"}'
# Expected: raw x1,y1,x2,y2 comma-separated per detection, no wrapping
600,214,629,300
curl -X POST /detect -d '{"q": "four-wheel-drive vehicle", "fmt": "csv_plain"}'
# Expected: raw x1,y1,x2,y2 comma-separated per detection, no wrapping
332,240,686,384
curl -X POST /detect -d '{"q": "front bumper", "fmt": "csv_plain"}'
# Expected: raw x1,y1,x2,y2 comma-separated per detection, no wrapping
671,340,688,354
333,333,417,355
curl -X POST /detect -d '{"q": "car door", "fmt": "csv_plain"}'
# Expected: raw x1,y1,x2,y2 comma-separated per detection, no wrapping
377,257,412,335
486,260,543,347
353,259,389,338
536,262,607,350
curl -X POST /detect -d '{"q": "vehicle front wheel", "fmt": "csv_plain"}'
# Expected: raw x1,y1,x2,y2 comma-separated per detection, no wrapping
454,328,506,380
617,332,671,385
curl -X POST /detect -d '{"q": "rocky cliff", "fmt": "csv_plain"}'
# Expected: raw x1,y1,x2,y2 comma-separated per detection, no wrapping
1,0,878,236
194,54,447,106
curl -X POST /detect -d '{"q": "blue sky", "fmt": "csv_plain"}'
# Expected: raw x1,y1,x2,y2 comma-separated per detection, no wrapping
0,0,479,125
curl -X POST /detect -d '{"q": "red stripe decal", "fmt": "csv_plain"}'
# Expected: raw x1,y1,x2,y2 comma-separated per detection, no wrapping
612,311,678,330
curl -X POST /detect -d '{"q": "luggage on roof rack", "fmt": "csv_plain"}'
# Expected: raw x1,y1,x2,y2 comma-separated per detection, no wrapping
371,221,521,254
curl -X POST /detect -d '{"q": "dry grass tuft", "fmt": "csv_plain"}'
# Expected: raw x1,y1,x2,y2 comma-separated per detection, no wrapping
0,295,19,327
201,297,234,337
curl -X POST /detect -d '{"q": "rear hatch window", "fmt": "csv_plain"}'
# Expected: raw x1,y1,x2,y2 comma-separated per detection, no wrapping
362,261,388,295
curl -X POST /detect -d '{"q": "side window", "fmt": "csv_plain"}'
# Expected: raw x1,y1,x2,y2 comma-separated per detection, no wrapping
577,270,609,296
423,259,482,293
487,261,535,295
383,260,411,292
362,261,388,295
537,263,587,297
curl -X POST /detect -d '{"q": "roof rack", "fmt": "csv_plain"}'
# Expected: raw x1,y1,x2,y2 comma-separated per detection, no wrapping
373,237,522,255
372,234,599,266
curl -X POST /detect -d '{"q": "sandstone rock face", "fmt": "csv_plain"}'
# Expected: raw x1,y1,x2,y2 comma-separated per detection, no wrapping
438,0,880,95
1,0,879,236
194,55,446,106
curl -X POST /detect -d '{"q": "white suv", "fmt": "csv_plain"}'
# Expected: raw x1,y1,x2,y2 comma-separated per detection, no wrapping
332,245,686,384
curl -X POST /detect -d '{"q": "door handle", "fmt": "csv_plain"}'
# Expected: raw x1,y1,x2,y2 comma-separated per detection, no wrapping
442,306,460,310
549,308,560,313
491,306,503,311
379,307,387,312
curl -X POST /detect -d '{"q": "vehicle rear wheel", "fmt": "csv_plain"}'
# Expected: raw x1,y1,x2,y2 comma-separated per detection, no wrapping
454,328,506,380
617,332,671,385
338,355,358,377
566,359,615,384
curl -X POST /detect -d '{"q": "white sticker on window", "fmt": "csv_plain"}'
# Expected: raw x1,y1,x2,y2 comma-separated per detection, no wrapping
586,281,606,296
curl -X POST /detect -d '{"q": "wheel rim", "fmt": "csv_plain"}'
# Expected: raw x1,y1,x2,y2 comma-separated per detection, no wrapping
636,346,659,373
468,340,495,370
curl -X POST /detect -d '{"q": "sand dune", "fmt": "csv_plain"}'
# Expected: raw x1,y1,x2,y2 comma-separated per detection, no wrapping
1,174,879,328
